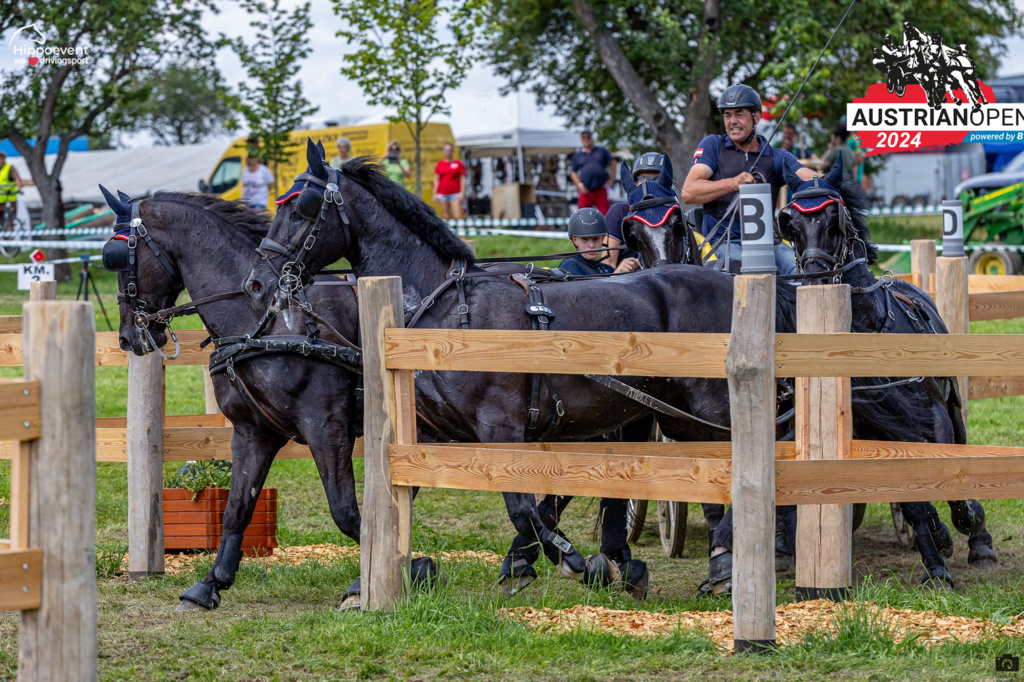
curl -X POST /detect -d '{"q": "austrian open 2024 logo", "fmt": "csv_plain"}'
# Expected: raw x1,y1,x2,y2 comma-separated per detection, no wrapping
847,23,1016,155
6,21,90,67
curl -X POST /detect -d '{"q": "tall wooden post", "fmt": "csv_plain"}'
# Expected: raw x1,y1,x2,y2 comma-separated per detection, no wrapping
936,257,969,426
795,285,853,601
202,367,222,416
358,276,414,611
127,351,165,578
19,301,97,681
28,281,56,301
911,239,936,296
727,274,777,653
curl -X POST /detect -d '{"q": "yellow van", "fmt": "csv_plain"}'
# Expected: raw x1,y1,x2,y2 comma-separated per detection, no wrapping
199,122,458,212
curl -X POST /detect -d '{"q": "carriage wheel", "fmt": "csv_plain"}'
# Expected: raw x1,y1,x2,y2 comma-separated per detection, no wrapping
895,81,906,97
890,502,915,549
887,77,896,94
657,500,688,557
852,503,866,533
625,499,648,544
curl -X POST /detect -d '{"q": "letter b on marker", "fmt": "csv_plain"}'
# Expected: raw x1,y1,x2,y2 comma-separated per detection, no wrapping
739,183,775,274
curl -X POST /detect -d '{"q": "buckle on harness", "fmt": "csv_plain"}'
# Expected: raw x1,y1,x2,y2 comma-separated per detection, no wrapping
299,341,313,356
303,234,317,251
525,303,555,318
456,303,469,316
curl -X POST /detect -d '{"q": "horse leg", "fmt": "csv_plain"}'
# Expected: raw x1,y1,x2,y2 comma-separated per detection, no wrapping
582,497,649,599
947,499,997,567
499,494,573,597
901,501,954,588
501,492,587,587
178,425,285,611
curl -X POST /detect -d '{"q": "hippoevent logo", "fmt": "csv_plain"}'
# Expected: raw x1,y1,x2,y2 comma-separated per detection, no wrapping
7,21,90,67
846,23,1022,155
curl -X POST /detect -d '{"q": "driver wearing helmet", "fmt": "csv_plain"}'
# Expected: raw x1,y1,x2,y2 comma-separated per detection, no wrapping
681,84,817,275
558,208,640,276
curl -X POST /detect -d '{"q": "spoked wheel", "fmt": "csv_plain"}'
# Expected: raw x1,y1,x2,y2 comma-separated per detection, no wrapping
852,503,866,533
657,500,687,557
891,502,915,549
625,499,648,544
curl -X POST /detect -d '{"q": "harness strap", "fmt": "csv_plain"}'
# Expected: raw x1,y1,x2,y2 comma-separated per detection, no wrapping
138,290,246,325
513,273,564,438
221,356,306,444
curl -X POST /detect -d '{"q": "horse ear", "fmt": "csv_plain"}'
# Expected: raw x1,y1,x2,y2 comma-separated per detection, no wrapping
657,155,673,190
99,184,128,217
316,140,326,158
825,152,844,187
619,161,633,193
783,165,803,191
306,138,328,180
117,190,131,202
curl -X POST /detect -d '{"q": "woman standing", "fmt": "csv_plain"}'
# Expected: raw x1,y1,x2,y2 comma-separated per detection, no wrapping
381,140,412,188
432,143,466,220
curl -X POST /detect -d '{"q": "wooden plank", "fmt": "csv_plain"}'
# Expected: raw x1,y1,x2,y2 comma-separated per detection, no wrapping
461,441,796,459
0,549,43,611
968,376,1024,400
0,540,8,551
911,240,936,298
795,284,852,601
19,301,97,680
359,277,413,612
851,439,1024,458
10,441,30,551
968,274,1024,293
127,351,164,578
969,289,1024,321
0,380,40,441
776,333,1024,376
936,256,970,429
389,443,732,504
726,274,776,648
0,316,21,333
777,456,1024,504
95,414,228,428
0,330,212,367
384,328,731,378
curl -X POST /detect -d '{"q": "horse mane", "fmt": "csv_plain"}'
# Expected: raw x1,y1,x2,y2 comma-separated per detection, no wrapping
339,157,475,264
150,192,270,235
837,180,879,264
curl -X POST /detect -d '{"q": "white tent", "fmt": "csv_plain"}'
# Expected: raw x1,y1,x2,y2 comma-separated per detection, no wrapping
9,139,231,209
455,128,582,158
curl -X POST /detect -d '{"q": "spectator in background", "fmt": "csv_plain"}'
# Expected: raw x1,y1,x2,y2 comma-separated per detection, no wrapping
381,140,412,187
0,151,24,230
846,130,865,187
823,126,858,182
329,137,352,170
433,143,466,220
779,122,816,161
558,208,640,276
570,131,615,215
241,152,275,209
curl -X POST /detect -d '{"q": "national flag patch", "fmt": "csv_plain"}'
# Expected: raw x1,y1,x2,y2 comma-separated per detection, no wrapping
692,148,704,162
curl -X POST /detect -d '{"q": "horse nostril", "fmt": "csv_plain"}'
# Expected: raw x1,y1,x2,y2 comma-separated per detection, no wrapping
119,337,130,352
249,280,262,294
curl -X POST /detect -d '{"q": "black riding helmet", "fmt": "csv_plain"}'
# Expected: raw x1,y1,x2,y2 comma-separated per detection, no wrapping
631,152,664,181
717,84,762,113
567,207,608,238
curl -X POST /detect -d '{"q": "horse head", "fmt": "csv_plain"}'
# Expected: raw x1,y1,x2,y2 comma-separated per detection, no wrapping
619,156,695,267
778,155,876,284
99,185,177,355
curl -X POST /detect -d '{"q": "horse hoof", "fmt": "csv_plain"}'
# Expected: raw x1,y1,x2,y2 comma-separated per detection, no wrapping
618,559,650,601
338,594,361,612
557,549,586,580
178,582,220,611
581,553,620,590
920,566,954,591
498,555,537,598
775,552,795,573
698,550,732,596
175,599,208,613
411,556,446,590
968,545,998,569
499,574,535,598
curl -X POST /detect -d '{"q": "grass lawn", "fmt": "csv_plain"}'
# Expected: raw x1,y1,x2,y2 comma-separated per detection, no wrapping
1,240,1024,679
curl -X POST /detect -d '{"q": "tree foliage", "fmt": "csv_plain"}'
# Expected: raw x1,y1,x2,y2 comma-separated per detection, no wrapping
0,0,213,236
135,62,235,146
486,0,1022,161
335,0,484,195
222,0,318,193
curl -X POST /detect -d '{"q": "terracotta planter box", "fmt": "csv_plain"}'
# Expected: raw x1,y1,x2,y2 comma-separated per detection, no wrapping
163,488,278,557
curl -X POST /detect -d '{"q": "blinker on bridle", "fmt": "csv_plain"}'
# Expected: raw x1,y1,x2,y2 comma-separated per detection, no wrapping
780,177,859,282
624,180,683,268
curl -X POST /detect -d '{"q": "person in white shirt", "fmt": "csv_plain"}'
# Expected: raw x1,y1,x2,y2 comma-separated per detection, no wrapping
241,153,275,209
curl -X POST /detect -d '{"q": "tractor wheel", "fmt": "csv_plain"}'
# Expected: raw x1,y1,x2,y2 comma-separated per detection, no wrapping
852,503,866,533
657,500,687,557
969,249,1023,275
625,499,648,544
890,195,910,209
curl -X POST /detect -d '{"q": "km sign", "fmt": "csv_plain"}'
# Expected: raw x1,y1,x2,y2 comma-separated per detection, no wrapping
17,262,55,290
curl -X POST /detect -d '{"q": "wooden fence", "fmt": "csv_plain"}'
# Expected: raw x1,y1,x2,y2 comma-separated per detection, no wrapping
0,286,97,679
357,251,1024,651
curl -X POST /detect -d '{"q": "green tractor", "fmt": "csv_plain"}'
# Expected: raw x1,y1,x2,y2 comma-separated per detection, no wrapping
961,183,1024,275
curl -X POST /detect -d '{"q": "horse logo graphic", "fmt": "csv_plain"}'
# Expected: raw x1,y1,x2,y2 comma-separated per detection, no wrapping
872,22,986,110
7,21,46,48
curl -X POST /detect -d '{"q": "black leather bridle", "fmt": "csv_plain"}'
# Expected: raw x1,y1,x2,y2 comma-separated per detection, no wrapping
778,181,862,283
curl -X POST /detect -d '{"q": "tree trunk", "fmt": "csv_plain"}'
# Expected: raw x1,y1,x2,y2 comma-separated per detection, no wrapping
570,0,721,192
413,117,423,198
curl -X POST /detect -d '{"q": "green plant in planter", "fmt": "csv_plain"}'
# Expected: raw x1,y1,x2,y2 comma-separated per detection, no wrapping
163,460,233,499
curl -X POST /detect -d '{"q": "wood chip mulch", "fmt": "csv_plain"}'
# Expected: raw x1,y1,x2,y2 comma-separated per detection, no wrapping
498,600,1024,652
125,544,503,575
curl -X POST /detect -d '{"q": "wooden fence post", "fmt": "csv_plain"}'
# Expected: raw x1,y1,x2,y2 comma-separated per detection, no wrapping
127,351,165,578
726,273,777,653
461,239,476,257
19,301,97,681
936,256,969,427
28,281,56,301
795,284,853,601
202,367,222,416
358,276,414,611
911,239,936,296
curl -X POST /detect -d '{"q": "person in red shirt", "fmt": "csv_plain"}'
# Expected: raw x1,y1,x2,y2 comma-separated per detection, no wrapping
432,143,467,220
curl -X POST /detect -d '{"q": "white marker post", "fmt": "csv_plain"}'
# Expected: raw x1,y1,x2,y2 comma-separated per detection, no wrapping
941,199,965,258
738,184,776,274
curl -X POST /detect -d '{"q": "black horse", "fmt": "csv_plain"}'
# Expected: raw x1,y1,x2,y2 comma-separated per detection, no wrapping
244,140,803,596
774,161,997,585
99,187,390,611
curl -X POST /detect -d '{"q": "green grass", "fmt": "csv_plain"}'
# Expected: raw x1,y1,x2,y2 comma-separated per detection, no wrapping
2,245,1024,678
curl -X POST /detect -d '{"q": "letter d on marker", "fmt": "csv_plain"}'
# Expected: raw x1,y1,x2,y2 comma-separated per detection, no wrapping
739,183,776,274
941,199,965,258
